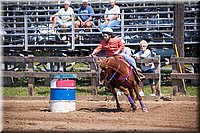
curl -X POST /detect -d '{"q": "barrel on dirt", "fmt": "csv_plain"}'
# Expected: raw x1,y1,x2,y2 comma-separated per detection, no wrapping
50,74,77,112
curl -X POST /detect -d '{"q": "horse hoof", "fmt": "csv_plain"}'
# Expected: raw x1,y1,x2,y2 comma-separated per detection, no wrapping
131,105,138,110
142,108,148,112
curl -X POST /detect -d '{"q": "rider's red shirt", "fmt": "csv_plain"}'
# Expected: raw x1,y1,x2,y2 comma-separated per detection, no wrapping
93,36,124,57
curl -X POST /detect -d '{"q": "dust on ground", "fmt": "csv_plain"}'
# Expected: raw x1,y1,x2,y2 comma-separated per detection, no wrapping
2,96,199,132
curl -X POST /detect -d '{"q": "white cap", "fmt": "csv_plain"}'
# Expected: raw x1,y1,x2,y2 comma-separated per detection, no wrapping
102,27,113,34
64,0,71,5
82,0,88,3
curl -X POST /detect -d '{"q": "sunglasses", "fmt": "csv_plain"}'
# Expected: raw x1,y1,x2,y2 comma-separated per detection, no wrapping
103,34,109,37
65,4,69,5
140,45,147,47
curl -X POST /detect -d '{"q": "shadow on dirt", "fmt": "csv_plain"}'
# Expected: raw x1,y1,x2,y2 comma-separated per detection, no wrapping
40,108,50,112
78,107,125,112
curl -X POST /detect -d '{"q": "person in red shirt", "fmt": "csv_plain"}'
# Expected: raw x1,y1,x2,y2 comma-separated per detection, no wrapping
92,27,144,81
91,27,124,57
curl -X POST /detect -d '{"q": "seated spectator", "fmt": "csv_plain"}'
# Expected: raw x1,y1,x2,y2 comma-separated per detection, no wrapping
100,0,120,32
133,40,158,96
74,0,94,39
49,0,74,37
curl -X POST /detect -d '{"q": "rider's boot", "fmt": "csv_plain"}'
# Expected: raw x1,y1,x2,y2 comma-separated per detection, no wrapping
137,70,145,80
132,66,145,83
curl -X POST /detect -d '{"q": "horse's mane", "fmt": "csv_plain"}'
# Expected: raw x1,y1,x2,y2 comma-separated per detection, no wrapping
100,56,132,77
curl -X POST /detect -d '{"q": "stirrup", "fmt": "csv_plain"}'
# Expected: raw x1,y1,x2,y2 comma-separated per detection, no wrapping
138,72,145,80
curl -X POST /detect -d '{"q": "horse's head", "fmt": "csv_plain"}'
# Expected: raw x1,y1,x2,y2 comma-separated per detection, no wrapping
99,66,109,86
97,57,110,86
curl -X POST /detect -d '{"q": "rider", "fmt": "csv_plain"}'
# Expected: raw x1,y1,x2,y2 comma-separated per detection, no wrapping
91,27,144,80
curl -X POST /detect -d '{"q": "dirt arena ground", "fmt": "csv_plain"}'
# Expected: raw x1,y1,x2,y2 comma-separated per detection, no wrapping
2,96,199,133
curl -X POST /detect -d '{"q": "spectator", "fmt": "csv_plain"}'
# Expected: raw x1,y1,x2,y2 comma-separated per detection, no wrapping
100,0,120,32
75,0,94,39
133,40,158,96
91,27,144,80
49,0,74,37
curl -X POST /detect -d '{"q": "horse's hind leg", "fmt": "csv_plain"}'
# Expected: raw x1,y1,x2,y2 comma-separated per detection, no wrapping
128,87,138,110
119,86,137,110
128,95,138,110
132,81,148,112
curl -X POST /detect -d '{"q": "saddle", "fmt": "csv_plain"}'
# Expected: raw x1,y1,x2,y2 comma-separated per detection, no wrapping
113,56,145,84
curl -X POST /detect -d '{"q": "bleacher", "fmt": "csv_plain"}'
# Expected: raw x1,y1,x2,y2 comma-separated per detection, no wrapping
1,0,199,56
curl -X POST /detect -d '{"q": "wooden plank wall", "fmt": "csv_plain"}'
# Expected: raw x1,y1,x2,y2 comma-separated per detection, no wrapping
2,55,161,96
170,57,200,95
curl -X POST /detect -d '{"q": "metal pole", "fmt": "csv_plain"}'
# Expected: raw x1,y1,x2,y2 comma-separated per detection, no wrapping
71,14,75,50
24,15,28,51
121,10,125,39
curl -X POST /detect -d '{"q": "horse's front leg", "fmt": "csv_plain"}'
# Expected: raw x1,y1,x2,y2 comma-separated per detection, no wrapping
119,86,138,111
107,84,121,110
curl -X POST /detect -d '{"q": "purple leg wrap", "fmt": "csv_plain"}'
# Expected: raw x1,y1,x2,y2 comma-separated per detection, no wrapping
139,101,145,109
127,95,135,105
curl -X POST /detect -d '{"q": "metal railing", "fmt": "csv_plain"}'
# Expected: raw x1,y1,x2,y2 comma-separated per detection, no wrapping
1,10,175,50
1,1,199,51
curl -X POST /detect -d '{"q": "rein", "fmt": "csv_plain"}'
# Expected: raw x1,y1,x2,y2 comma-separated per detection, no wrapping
105,57,133,85
106,58,120,84
118,66,133,81
91,55,98,71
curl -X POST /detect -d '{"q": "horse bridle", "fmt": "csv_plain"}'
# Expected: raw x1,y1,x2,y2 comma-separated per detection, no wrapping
93,55,133,85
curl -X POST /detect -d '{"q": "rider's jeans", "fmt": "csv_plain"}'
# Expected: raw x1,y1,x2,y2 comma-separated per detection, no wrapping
119,53,137,69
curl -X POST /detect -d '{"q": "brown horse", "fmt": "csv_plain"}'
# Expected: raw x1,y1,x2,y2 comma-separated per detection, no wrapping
97,55,148,112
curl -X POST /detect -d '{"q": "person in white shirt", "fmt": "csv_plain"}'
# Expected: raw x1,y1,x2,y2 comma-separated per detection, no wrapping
49,0,74,33
133,40,157,96
100,0,120,31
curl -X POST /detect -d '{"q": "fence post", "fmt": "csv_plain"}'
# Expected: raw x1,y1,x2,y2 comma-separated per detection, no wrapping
154,55,161,96
173,2,186,95
90,62,97,95
27,55,34,96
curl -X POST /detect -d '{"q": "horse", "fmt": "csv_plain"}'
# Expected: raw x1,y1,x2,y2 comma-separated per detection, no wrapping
97,55,148,112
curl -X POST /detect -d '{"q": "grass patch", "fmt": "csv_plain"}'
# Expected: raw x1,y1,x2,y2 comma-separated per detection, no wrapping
2,85,199,97
3,86,28,96
2,86,106,96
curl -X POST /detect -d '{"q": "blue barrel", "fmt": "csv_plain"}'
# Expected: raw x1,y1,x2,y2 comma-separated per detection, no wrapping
50,74,77,112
